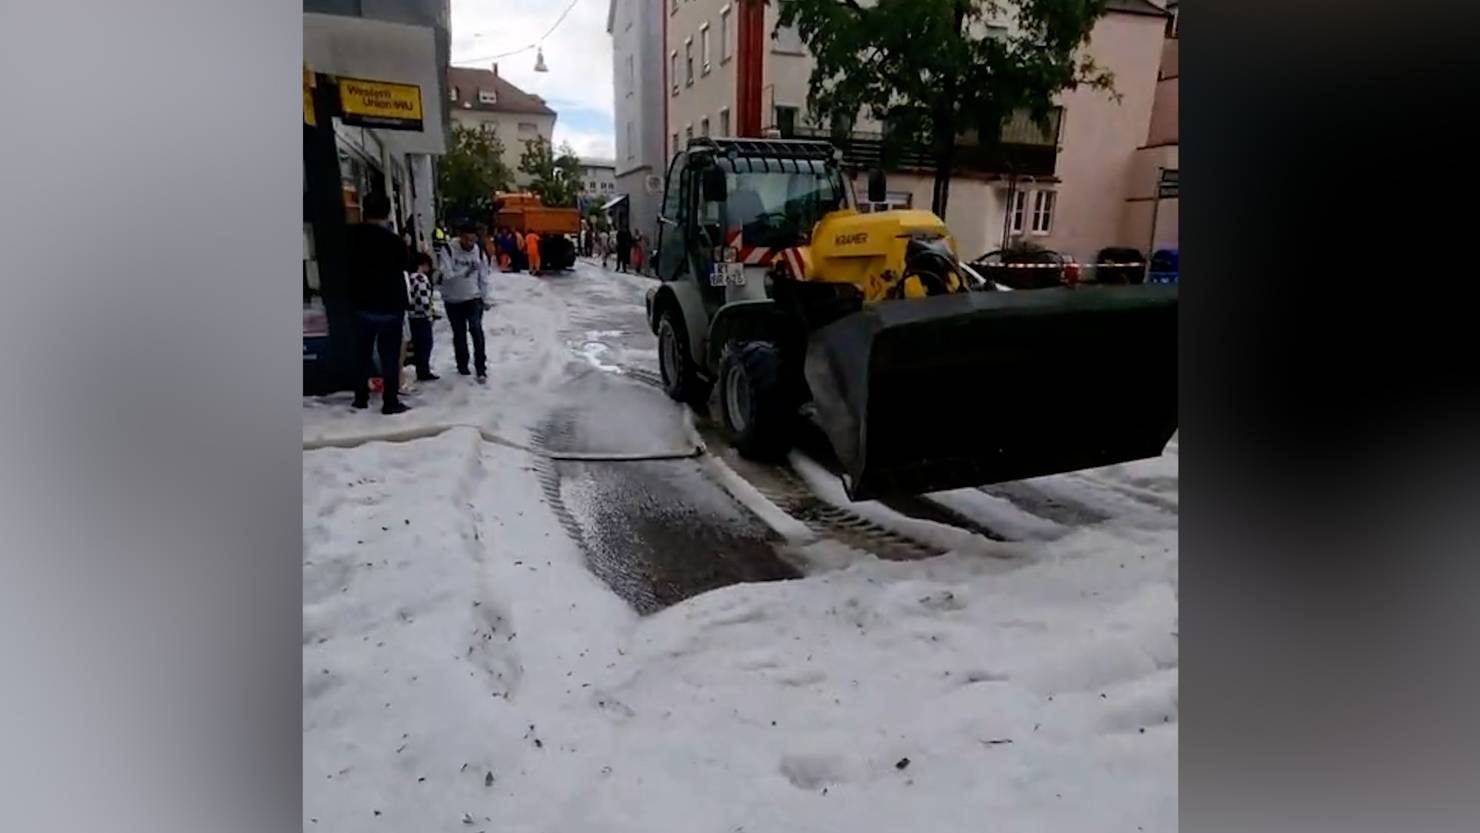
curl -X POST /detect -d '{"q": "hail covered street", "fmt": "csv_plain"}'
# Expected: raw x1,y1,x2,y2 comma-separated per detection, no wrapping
302,258,1179,832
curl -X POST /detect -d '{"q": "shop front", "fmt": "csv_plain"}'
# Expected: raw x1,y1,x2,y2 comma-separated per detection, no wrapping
303,13,446,395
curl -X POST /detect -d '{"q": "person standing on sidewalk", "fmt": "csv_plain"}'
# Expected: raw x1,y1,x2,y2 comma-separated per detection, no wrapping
437,222,491,382
615,226,632,273
346,192,411,414
406,251,438,382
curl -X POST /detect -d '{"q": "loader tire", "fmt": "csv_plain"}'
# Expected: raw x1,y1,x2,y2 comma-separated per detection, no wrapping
719,341,793,461
658,307,711,408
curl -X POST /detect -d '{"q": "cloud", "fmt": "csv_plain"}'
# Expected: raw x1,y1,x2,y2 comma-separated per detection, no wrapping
450,0,615,151
553,125,615,160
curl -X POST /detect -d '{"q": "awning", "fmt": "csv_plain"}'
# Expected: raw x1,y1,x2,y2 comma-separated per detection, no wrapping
304,13,447,155
601,194,629,212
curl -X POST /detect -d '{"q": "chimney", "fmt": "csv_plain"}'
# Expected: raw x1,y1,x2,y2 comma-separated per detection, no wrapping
491,62,498,77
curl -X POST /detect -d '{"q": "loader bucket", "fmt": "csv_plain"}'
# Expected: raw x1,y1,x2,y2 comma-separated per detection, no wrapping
803,285,1177,500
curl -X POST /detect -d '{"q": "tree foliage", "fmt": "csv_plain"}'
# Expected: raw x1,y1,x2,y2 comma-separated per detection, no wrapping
436,123,513,222
583,201,612,232
517,136,584,207
775,0,1116,215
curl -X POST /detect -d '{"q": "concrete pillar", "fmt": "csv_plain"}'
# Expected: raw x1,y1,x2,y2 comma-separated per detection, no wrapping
409,153,436,254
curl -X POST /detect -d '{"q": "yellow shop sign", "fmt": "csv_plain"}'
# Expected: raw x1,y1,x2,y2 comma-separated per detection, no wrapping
336,77,423,131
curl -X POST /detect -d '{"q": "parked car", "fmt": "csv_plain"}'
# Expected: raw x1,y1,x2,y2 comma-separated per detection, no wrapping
1092,247,1147,285
968,245,1073,290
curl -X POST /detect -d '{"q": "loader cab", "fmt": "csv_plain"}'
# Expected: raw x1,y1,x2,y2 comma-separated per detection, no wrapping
656,138,851,311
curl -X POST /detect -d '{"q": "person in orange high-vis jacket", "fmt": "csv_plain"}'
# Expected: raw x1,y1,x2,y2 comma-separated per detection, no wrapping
524,230,542,276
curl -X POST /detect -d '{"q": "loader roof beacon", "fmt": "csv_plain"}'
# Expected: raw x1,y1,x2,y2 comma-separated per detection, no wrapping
645,138,1178,500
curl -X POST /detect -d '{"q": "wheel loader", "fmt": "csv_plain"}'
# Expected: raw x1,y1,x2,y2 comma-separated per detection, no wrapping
645,137,1176,500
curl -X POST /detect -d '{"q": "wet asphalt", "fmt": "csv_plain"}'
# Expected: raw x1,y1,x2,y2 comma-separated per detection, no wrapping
531,265,798,614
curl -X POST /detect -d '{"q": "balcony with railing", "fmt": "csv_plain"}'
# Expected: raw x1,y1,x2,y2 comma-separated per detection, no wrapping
762,105,1063,179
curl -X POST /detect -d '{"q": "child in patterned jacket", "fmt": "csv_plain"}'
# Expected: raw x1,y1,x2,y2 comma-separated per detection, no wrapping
407,252,438,382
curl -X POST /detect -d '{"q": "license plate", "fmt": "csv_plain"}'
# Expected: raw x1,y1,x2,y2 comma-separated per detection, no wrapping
710,262,745,287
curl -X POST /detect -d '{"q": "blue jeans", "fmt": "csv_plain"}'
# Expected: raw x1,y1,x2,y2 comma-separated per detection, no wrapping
351,311,404,404
408,317,434,378
443,300,486,375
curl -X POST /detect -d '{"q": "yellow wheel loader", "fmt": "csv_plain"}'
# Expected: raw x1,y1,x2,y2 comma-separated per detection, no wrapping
644,138,1176,500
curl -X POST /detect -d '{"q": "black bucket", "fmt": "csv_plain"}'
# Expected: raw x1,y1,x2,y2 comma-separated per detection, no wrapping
803,285,1177,500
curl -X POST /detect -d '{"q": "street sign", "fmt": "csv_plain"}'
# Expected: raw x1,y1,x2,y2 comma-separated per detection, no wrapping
337,76,423,131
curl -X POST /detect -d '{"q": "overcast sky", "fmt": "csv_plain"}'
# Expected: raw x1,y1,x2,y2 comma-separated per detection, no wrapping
451,0,616,161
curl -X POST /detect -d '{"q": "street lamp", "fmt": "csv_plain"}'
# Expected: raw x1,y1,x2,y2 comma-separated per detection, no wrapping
533,47,548,73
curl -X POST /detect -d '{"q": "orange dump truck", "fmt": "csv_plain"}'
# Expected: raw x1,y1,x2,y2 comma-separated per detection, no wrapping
492,192,579,271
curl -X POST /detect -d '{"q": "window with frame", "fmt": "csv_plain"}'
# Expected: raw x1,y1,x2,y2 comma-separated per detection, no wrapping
1010,189,1027,235
448,86,459,101
720,7,732,62
684,38,694,86
478,88,497,104
626,55,635,95
719,107,730,136
670,52,678,95
701,117,710,137
700,24,711,73
1031,190,1055,234
626,121,635,159
685,124,694,144
671,0,678,14
673,131,680,155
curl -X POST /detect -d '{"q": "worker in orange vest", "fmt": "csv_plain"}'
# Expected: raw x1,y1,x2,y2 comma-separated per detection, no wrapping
525,229,542,276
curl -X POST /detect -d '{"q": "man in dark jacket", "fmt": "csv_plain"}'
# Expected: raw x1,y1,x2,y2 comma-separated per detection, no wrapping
345,192,411,414
615,226,632,273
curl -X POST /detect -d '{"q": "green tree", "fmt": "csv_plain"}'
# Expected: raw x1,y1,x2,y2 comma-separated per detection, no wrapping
775,0,1116,215
517,136,584,207
436,123,513,221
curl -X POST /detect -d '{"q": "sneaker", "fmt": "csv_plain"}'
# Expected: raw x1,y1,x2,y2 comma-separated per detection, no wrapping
352,398,369,410
381,401,410,415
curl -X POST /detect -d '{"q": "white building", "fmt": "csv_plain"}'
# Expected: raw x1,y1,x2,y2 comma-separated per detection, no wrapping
446,65,557,187
607,0,667,244
578,158,618,203
657,0,1174,263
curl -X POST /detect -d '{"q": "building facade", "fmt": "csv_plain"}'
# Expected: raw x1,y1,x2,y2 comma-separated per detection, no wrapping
608,0,666,245
1120,1,1178,255
577,158,618,205
302,1,450,393
446,65,557,187
654,0,1173,263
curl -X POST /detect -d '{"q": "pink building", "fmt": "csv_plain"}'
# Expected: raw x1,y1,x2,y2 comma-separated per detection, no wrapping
637,0,1177,263
1028,0,1176,264
1120,2,1179,257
